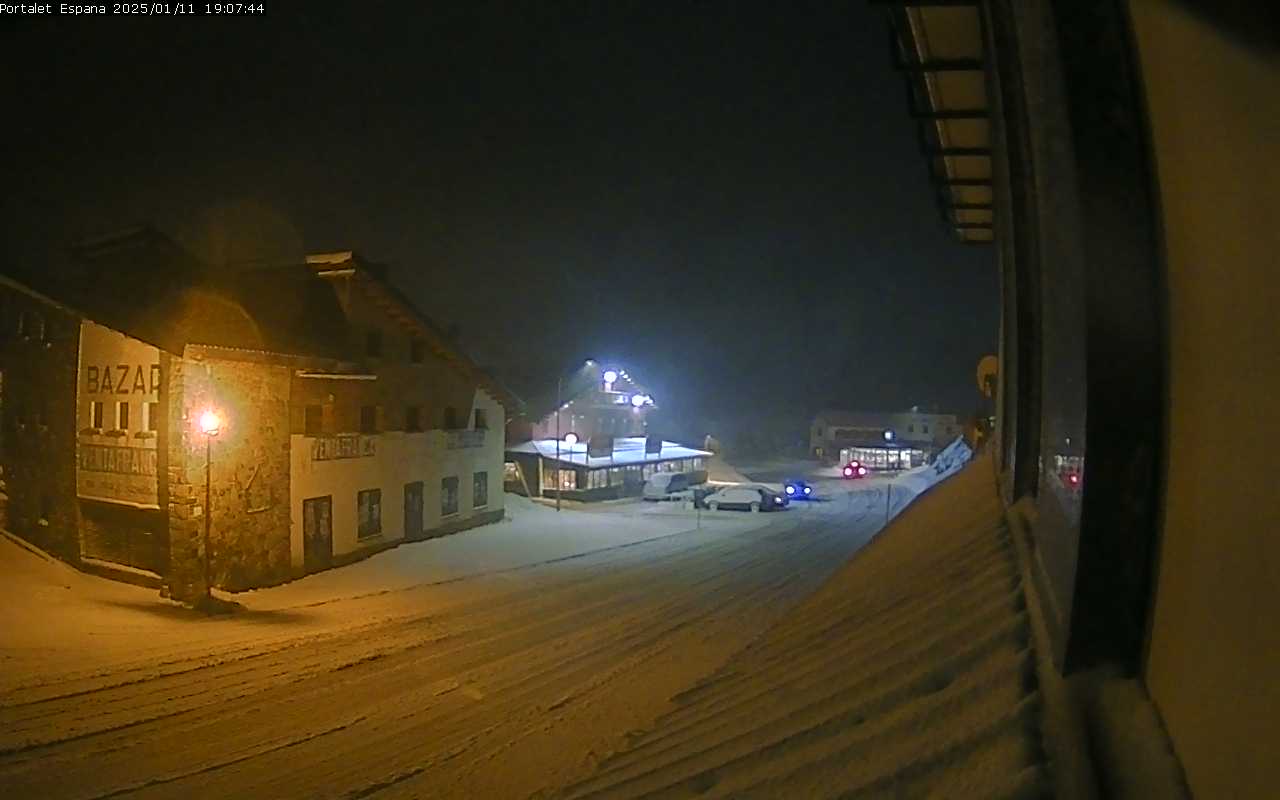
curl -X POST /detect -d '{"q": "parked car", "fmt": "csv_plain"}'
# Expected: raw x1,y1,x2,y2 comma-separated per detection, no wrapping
783,479,815,499
704,485,789,512
643,472,699,501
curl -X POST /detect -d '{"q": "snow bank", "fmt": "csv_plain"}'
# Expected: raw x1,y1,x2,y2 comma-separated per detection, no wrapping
563,452,1048,798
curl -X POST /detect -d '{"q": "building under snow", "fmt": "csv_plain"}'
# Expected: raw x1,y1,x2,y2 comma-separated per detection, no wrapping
505,436,711,501
809,408,962,466
0,229,513,600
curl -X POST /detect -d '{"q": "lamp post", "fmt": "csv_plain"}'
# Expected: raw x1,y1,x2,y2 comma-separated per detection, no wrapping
198,410,221,604
554,359,596,512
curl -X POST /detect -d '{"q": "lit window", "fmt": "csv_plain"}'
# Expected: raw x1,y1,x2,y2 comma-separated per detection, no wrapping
442,476,459,516
473,472,488,508
91,401,104,429
357,489,381,539
116,401,130,431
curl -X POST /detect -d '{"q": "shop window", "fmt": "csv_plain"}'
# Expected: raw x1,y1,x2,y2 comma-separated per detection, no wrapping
442,476,459,516
504,461,520,482
91,401,104,430
305,405,323,435
360,405,378,434
366,330,382,358
473,472,488,508
357,489,382,539
474,408,488,430
406,405,421,432
145,402,160,433
410,338,425,363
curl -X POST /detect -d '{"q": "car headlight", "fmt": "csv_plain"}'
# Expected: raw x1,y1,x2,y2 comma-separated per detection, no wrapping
803,486,812,494
775,497,783,504
785,486,795,495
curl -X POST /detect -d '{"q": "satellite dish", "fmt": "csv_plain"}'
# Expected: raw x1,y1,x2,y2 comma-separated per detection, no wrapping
976,355,998,398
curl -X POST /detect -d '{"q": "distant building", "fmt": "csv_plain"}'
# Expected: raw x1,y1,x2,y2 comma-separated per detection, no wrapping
504,364,715,500
505,437,711,501
809,408,962,466
506,364,657,445
0,229,514,600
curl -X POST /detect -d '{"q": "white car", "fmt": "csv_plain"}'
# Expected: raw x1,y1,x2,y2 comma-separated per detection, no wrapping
703,485,789,512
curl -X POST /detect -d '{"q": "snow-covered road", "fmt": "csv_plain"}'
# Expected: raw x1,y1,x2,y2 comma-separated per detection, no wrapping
1,481,898,799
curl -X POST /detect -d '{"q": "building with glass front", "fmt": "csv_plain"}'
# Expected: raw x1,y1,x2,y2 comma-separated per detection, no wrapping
505,437,710,501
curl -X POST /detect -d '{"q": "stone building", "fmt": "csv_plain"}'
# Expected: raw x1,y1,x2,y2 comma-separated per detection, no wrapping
0,229,512,600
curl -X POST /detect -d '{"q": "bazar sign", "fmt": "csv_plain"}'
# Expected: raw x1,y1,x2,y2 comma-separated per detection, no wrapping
311,434,376,461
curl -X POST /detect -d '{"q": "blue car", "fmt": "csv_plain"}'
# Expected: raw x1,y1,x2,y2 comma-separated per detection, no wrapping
782,479,815,500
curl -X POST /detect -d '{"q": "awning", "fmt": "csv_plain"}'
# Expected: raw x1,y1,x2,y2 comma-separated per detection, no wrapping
877,0,993,245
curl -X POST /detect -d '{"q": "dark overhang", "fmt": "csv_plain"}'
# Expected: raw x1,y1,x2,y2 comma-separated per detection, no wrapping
879,1,994,244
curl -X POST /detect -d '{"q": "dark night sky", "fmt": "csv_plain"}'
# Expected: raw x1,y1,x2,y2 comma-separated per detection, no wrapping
2,2,997,438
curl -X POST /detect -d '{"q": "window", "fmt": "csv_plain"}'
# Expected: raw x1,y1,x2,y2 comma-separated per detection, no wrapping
923,424,930,434
90,401,104,429
908,424,915,433
145,401,160,432
360,405,378,434
588,469,608,489
18,311,44,341
473,472,488,508
304,405,323,435
441,476,459,516
443,406,458,430
405,405,421,432
473,408,488,430
410,338,425,363
114,401,129,431
366,330,383,358
357,489,382,539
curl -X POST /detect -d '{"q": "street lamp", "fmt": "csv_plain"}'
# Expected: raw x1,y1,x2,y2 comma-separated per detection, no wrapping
555,359,596,512
564,432,579,445
199,410,221,604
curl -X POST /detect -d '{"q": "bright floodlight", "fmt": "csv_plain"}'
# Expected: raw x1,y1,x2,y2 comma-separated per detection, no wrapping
883,430,894,441
630,393,647,407
603,369,619,384
564,432,579,445
786,485,795,495
804,486,812,494
199,410,221,436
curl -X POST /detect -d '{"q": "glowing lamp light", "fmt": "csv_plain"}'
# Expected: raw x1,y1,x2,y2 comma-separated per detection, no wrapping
564,432,579,445
843,465,854,477
1068,473,1080,485
630,393,648,408
199,410,221,436
858,466,868,476
883,430,894,441
775,497,784,505
786,485,796,495
603,369,619,385
804,486,812,495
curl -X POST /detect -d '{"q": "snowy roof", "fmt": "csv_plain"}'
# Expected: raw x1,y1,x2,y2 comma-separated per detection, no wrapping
507,437,711,468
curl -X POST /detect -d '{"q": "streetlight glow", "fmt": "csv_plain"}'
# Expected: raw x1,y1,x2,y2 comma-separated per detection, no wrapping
564,432,579,445
199,410,222,436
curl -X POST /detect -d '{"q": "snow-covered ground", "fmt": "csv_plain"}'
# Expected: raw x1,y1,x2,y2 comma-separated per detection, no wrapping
0,461,976,798
0,493,772,691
